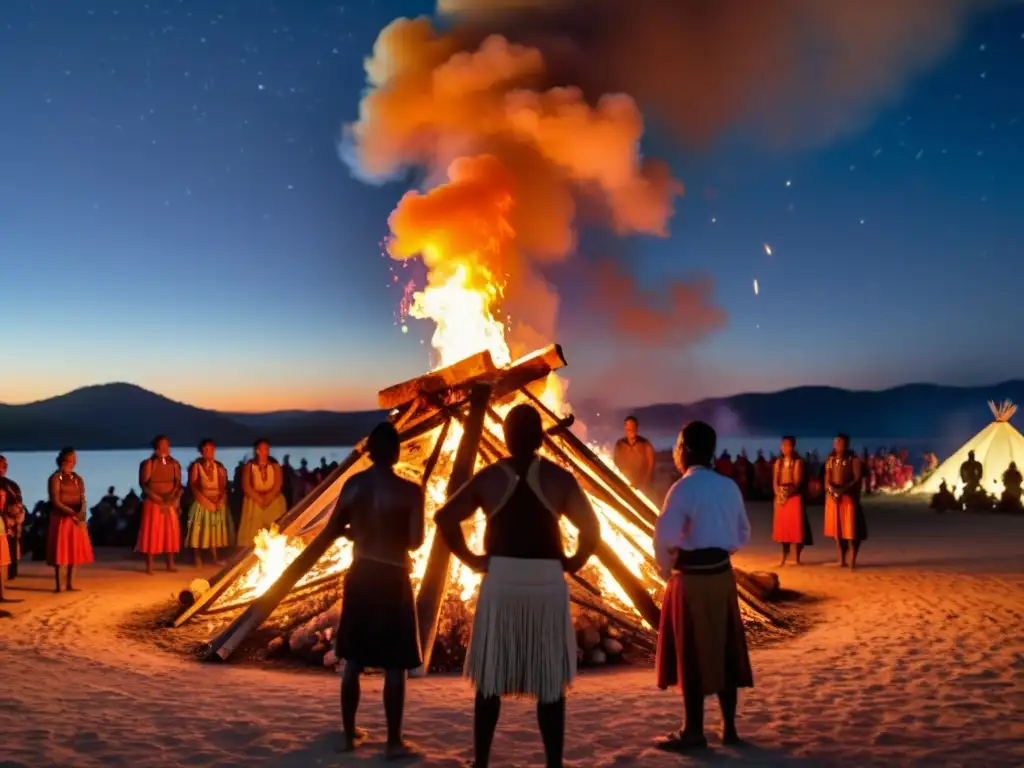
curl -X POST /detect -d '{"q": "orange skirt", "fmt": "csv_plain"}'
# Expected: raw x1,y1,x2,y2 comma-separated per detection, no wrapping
773,495,813,545
135,500,181,555
824,496,868,541
0,534,10,567
46,515,95,567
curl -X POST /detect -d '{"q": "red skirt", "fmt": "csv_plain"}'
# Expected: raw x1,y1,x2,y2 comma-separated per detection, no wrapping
656,568,754,695
135,500,181,555
824,496,868,541
0,534,10,567
46,515,95,567
773,496,813,545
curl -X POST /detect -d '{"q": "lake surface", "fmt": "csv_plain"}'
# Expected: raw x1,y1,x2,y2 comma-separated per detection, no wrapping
1,446,356,509
1,435,953,508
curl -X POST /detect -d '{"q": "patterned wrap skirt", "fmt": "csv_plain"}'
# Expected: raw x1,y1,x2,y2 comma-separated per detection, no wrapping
335,557,421,671
135,500,181,555
237,495,287,547
465,557,576,704
185,501,235,549
47,513,95,567
656,549,754,696
824,495,869,541
772,495,814,545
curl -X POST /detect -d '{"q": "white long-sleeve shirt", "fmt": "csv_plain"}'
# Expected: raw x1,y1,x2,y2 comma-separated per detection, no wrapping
654,466,751,577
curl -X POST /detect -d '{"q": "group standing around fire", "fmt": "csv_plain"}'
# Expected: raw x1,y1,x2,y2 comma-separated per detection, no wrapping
0,437,292,594
2,412,926,764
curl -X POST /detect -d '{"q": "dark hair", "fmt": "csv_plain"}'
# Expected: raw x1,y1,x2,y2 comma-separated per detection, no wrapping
835,433,850,447
624,415,638,426
197,438,215,453
56,446,76,467
679,421,716,467
151,434,169,450
505,404,544,459
367,422,400,466
253,437,270,451
782,435,796,447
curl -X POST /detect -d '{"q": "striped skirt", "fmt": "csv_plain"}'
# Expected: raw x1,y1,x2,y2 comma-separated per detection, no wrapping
466,557,576,704
185,501,235,550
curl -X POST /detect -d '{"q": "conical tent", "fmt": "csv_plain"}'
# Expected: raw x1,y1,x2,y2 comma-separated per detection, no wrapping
913,400,1024,496
173,345,782,669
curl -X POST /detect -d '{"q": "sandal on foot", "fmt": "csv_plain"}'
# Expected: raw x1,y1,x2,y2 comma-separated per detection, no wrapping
655,730,708,752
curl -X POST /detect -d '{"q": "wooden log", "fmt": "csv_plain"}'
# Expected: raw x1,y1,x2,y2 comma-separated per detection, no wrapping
489,345,567,402
591,539,661,629
175,404,448,627
173,443,368,627
414,383,493,674
419,416,453,487
519,387,659,526
205,526,336,661
379,351,498,409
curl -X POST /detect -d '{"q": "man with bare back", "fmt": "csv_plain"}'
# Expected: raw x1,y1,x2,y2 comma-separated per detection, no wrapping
322,422,425,760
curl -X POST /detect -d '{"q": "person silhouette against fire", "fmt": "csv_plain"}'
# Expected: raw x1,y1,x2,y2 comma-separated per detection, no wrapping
435,404,601,768
322,422,425,759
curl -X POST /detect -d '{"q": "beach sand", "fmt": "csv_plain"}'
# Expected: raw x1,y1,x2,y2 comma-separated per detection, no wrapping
1,499,1022,767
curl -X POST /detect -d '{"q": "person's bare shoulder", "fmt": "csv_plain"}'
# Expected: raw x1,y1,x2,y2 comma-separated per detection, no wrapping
537,458,579,496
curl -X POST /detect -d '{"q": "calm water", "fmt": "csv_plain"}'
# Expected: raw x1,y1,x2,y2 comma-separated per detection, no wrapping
1,446,355,509
2,435,954,509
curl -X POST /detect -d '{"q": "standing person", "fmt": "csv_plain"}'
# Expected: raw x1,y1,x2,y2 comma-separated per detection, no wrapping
319,423,424,758
772,436,812,566
612,416,656,494
824,433,868,568
185,439,234,567
237,439,287,547
0,455,25,580
0,481,11,602
46,447,95,592
435,404,601,768
653,421,754,751
137,435,182,574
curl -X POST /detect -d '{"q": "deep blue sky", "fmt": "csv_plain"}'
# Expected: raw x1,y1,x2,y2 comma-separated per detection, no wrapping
2,1,1022,411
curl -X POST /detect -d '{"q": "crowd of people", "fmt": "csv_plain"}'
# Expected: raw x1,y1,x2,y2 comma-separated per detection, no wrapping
0,438,342,596
928,450,1024,514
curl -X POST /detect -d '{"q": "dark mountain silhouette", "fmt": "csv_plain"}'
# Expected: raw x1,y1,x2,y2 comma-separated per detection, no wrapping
0,383,381,452
2,380,1022,452
609,381,1024,443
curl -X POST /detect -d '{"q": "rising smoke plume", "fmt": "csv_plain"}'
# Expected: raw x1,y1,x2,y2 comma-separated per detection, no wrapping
346,0,979,362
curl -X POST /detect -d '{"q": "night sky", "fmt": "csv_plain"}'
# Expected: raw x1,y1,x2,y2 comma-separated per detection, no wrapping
2,0,1022,412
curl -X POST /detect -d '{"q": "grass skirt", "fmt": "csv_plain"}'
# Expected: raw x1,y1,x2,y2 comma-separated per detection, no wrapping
135,500,181,554
465,557,575,704
656,567,753,695
237,495,287,547
335,558,421,670
46,515,95,567
185,501,235,550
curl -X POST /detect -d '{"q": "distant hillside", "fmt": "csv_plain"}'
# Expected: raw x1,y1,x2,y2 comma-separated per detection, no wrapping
2,380,1022,452
615,381,1024,442
0,384,381,452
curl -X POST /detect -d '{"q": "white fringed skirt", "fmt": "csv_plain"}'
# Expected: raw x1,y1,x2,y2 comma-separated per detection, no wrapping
465,557,576,704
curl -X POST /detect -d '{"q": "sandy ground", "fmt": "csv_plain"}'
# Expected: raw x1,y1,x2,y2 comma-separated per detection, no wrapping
1,500,1022,768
